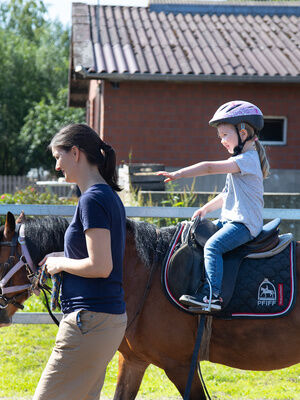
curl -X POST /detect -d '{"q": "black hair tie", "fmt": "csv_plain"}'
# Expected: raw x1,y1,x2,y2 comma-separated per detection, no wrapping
102,143,113,153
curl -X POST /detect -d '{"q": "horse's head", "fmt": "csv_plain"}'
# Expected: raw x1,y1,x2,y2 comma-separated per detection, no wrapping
0,212,68,327
0,211,31,326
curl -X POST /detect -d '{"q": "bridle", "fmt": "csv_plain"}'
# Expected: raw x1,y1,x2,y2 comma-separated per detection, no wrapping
0,224,38,310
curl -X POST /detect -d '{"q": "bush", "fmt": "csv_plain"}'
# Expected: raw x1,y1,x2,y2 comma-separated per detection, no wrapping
0,185,77,224
0,185,76,204
129,180,214,227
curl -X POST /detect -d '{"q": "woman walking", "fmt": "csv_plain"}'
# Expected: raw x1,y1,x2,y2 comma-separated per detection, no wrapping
33,124,127,400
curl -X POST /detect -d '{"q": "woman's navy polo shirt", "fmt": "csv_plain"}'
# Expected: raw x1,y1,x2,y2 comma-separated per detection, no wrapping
61,184,126,314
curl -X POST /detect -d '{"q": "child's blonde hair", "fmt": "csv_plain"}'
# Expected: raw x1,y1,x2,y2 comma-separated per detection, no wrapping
237,122,270,179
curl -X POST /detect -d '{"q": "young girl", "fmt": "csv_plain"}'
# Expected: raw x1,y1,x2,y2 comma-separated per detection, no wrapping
33,124,127,400
157,100,270,311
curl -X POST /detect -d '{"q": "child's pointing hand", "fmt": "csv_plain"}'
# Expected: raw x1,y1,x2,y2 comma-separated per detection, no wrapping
156,171,178,183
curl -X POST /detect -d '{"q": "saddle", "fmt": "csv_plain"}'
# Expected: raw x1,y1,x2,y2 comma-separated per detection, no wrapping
162,217,294,315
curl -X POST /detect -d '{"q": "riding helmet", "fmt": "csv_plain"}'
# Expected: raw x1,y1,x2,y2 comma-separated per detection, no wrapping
209,100,264,132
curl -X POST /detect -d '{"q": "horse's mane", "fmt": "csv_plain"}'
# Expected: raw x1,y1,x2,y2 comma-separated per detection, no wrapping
126,218,177,268
26,216,176,270
24,216,69,265
2,216,175,270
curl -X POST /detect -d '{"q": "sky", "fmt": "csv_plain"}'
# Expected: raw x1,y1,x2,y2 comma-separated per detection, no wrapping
46,0,149,26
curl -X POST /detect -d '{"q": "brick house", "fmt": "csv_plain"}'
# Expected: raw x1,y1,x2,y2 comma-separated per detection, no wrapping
69,1,300,192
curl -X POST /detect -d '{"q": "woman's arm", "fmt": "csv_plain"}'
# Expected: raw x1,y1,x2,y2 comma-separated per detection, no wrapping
40,228,113,278
157,159,240,182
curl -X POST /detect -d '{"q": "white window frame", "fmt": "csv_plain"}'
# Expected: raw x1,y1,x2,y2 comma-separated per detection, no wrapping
260,116,287,146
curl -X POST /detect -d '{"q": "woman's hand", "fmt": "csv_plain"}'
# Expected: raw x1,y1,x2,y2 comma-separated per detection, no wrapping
43,257,65,275
192,207,207,220
39,252,65,276
156,171,179,183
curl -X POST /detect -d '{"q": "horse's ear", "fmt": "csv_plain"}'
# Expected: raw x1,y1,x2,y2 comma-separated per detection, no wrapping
4,212,16,239
16,211,26,224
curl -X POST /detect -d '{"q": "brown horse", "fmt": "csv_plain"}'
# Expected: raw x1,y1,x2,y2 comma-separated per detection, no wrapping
0,211,299,400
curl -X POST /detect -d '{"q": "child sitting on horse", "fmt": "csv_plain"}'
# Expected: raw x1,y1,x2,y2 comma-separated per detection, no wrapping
157,100,270,311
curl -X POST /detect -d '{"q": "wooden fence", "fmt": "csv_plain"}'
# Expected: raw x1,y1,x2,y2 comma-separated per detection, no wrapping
0,175,75,197
0,175,31,194
0,204,298,324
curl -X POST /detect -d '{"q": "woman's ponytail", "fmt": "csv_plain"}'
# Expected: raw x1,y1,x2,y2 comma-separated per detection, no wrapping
99,143,122,192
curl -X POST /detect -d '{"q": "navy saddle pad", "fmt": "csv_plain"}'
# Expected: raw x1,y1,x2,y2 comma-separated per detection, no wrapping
217,241,296,319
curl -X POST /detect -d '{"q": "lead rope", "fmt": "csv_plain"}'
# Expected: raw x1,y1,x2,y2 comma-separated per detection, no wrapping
40,286,60,326
183,314,211,400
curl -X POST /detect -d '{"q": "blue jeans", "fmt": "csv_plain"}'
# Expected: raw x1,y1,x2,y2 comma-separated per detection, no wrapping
203,220,253,297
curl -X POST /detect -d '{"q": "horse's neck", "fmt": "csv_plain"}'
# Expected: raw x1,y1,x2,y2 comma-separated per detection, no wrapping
25,218,67,266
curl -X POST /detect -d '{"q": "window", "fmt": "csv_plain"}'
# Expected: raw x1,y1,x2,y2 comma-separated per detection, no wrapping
259,117,287,145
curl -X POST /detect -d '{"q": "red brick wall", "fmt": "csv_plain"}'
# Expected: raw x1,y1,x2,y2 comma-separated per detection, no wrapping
99,80,300,169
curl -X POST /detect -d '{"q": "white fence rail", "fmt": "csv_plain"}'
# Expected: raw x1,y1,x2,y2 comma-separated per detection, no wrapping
0,203,298,325
1,203,300,220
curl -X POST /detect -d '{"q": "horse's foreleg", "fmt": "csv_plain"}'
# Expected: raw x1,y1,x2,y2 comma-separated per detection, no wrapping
113,352,148,400
164,365,206,400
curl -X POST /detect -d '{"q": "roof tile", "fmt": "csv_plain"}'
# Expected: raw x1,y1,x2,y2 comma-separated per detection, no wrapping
72,3,300,80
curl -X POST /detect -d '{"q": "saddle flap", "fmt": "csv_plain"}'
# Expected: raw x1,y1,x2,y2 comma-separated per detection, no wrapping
167,242,205,302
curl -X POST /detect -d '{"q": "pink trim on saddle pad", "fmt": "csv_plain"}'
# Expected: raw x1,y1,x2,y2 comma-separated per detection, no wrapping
164,222,190,312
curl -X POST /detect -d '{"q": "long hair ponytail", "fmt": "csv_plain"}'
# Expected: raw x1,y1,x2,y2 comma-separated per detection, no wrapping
49,124,122,191
237,122,270,179
255,139,270,179
99,142,121,191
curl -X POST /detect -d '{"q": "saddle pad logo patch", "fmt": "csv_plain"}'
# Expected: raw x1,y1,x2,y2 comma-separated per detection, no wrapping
257,278,276,306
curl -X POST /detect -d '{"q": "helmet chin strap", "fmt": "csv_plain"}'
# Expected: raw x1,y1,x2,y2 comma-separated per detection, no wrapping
233,125,252,156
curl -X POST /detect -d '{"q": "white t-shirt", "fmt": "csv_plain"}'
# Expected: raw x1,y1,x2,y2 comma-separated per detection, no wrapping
221,150,264,238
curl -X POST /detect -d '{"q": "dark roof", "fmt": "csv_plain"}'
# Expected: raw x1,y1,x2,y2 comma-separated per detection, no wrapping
71,2,300,91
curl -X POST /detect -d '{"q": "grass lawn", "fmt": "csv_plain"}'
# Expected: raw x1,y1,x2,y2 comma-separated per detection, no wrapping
0,297,298,399
0,322,299,400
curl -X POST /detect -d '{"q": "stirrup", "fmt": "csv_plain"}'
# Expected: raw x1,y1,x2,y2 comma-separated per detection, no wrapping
200,279,213,312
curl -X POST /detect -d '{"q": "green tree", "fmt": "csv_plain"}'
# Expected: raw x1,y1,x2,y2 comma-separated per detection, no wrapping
20,88,85,173
0,0,80,175
0,0,46,41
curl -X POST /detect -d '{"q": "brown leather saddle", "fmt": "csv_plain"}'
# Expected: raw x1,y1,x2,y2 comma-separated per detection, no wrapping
161,217,281,314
